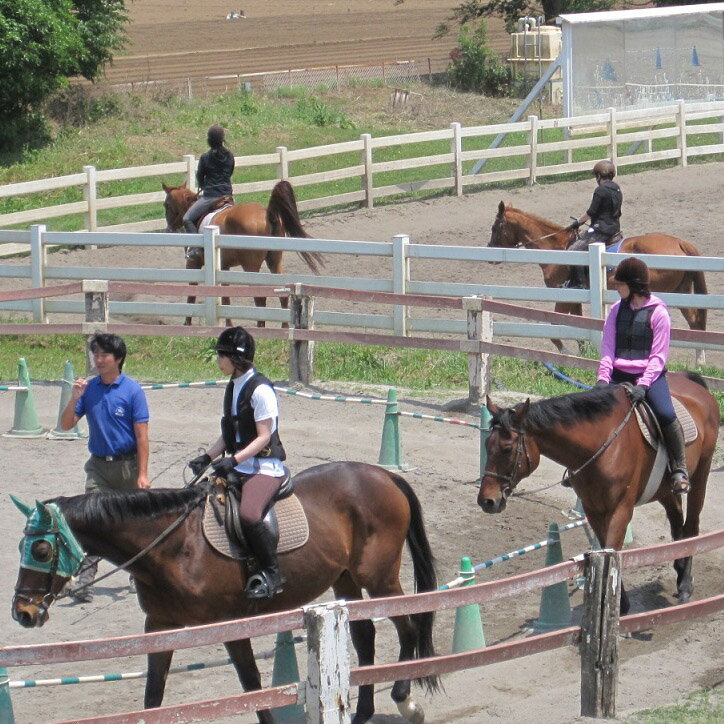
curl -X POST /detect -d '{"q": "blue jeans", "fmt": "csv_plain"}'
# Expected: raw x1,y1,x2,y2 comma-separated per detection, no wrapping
611,369,677,425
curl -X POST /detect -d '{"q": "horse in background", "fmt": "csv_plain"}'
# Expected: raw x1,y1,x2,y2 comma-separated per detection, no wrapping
162,179,325,327
12,462,439,723
477,372,718,614
488,202,708,363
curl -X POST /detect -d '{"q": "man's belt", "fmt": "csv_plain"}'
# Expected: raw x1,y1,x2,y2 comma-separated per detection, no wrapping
92,451,137,462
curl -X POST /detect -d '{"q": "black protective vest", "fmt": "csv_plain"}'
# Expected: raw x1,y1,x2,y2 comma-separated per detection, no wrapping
587,180,622,236
615,301,655,360
221,373,286,460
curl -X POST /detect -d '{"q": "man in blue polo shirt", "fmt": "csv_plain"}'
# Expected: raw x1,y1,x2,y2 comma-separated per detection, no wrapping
60,333,150,602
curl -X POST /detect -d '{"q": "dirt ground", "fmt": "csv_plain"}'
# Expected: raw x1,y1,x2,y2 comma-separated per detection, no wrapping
100,0,511,85
2,164,724,723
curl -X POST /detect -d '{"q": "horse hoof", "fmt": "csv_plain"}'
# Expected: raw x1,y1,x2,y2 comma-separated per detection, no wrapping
677,591,691,605
396,696,424,724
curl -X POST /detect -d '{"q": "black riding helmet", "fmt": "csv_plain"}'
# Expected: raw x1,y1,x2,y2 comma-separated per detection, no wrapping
593,159,616,180
214,326,255,369
614,257,650,297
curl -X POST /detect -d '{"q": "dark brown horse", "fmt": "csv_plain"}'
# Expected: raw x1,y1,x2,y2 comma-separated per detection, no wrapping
12,462,438,723
162,179,325,326
489,202,708,363
477,372,718,614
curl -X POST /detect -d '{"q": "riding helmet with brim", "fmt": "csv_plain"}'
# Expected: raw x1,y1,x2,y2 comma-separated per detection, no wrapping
615,257,650,293
592,159,616,179
214,326,255,362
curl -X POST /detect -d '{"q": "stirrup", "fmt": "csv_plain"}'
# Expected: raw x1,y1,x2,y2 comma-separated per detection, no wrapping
245,570,284,600
672,472,690,495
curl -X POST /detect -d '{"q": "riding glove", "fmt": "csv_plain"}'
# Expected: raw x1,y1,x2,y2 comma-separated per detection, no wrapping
212,456,238,476
629,385,648,404
189,453,211,475
565,220,581,232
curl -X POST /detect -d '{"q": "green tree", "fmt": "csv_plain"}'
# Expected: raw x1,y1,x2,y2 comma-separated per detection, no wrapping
0,0,128,151
447,23,510,96
434,0,614,35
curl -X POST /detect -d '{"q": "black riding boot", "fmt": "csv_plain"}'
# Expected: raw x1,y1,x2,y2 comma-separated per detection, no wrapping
182,218,197,234
243,521,284,600
662,419,689,494
68,556,99,603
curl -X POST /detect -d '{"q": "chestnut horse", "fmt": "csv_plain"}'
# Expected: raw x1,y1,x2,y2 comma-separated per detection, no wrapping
489,202,708,362
12,462,438,724
477,372,718,614
162,179,325,326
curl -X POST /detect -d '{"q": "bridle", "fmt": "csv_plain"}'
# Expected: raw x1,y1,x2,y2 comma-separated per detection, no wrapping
482,421,533,499
493,214,573,249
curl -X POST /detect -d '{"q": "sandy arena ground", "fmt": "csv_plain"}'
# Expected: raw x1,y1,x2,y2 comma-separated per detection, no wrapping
2,165,724,722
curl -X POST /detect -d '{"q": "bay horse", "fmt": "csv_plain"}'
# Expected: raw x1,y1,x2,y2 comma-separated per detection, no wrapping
12,462,438,723
477,371,718,614
489,202,708,363
162,179,325,327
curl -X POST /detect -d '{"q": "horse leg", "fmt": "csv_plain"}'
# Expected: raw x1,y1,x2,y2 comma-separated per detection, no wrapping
333,573,376,724
224,637,275,724
552,301,583,356
679,306,706,367
185,255,202,326
266,250,288,329
144,618,174,708
659,492,691,602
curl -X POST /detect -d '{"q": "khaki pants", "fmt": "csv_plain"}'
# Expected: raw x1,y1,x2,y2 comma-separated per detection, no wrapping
84,455,139,493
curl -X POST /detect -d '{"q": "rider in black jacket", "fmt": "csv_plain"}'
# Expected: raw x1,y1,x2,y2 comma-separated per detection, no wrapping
563,160,623,288
182,125,235,233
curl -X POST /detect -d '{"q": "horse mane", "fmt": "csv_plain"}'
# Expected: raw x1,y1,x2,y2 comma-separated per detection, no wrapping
683,370,708,389
50,485,209,526
493,387,620,433
505,205,563,232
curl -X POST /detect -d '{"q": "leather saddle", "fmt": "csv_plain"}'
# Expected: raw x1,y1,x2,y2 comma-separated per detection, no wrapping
207,469,294,561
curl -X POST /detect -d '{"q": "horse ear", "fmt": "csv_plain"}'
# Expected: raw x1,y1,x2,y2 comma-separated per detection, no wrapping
181,181,187,189
10,495,33,518
512,399,531,425
486,395,500,416
497,201,505,217
162,182,169,192
34,500,52,524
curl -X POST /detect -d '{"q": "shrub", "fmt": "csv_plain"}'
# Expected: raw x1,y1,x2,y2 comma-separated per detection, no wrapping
446,23,511,97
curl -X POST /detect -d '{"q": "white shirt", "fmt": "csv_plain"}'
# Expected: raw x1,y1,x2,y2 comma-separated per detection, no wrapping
231,368,285,476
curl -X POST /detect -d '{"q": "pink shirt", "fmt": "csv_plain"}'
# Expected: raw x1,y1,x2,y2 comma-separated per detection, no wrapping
597,294,670,388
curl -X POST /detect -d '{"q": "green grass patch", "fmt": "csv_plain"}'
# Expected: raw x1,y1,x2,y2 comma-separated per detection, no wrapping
625,687,724,722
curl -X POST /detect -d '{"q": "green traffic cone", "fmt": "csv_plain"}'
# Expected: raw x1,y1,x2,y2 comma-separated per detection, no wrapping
270,631,305,722
48,361,87,440
4,358,45,438
0,666,14,723
534,523,572,632
377,388,407,471
452,557,486,652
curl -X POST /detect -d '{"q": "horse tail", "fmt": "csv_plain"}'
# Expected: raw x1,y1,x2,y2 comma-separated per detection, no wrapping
679,239,707,330
267,180,325,275
389,471,440,694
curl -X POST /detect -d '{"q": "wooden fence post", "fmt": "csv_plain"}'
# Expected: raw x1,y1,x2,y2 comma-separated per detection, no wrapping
82,280,109,376
361,133,373,209
580,549,621,719
677,99,688,168
607,107,618,167
203,226,219,326
29,225,47,323
304,601,351,724
83,165,98,232
289,284,315,385
462,296,492,408
528,115,539,186
451,122,463,197
183,154,196,189
277,146,289,180
392,234,409,337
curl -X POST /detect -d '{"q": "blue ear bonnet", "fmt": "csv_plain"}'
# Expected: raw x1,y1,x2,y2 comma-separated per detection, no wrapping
17,500,85,578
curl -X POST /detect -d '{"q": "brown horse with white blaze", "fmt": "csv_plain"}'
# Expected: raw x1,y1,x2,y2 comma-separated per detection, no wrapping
162,179,325,326
478,372,718,614
12,462,439,724
488,202,708,362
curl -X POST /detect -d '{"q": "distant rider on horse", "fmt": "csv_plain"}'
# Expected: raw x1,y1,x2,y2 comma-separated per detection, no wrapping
182,124,235,234
596,257,690,495
189,327,286,598
564,159,623,288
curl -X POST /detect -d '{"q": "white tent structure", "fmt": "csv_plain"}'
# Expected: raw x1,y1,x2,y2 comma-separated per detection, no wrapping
559,3,724,116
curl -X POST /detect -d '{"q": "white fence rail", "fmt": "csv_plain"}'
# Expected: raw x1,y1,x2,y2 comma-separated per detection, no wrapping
1,100,723,244
2,229,723,356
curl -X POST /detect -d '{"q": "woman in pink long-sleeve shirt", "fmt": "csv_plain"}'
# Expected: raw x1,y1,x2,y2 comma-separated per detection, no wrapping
596,257,689,494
